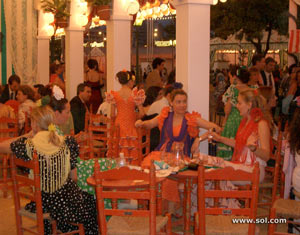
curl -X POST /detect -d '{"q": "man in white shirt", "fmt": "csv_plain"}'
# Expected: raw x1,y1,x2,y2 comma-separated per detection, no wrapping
147,86,174,116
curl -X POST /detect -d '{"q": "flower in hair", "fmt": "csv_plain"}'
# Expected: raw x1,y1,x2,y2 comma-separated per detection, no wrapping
253,89,259,96
53,85,64,100
48,123,56,132
122,69,127,72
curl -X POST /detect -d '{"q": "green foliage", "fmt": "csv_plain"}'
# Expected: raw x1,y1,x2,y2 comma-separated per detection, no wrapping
86,0,111,6
211,0,289,55
41,0,71,19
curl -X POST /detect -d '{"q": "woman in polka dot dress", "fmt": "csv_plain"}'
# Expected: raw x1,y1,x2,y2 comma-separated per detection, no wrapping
0,106,98,234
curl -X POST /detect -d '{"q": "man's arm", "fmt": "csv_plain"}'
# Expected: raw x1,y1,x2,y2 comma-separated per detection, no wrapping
71,100,84,134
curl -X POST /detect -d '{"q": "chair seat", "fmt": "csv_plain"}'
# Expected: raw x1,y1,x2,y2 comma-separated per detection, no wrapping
107,215,168,235
205,215,259,235
19,207,51,220
273,199,300,219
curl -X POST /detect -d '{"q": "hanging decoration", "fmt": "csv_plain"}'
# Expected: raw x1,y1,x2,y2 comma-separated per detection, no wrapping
134,0,176,25
213,0,227,5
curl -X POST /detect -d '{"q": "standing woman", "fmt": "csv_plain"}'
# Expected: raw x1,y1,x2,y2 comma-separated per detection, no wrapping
211,89,271,182
217,68,250,160
0,106,98,234
85,59,104,113
106,71,145,162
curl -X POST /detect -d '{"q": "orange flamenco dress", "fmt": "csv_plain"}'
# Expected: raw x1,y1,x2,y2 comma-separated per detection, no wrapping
106,88,145,163
142,107,201,203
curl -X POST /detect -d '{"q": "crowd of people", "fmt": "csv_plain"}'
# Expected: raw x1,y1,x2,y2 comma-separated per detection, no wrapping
0,54,300,234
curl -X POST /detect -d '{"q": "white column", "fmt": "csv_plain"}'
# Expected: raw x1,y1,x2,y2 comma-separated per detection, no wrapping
37,11,51,85
65,0,85,100
289,0,297,66
106,0,132,91
174,0,212,153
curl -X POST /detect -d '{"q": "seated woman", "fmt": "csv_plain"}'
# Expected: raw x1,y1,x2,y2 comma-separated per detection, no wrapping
16,85,36,133
0,106,98,234
288,100,300,195
211,89,271,183
48,86,74,135
136,89,221,158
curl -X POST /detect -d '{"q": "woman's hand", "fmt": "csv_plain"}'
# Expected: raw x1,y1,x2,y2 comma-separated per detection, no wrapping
209,130,222,142
135,120,144,128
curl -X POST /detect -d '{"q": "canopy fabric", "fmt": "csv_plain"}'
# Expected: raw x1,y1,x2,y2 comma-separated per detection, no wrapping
4,0,38,85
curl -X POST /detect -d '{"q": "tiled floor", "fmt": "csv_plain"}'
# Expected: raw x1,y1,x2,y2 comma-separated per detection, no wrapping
0,190,289,235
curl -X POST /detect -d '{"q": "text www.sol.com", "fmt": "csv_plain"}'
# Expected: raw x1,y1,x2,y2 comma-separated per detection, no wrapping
232,218,287,224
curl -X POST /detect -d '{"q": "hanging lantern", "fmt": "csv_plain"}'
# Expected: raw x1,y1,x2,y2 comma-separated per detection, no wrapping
141,10,147,18
127,0,140,15
160,4,168,12
220,0,227,2
44,25,54,36
77,14,88,27
153,6,160,14
43,12,54,24
213,0,218,5
146,8,153,16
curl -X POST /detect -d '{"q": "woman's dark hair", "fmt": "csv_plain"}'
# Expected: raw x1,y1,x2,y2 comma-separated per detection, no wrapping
152,57,165,69
170,89,187,102
167,69,176,85
143,86,162,107
116,71,133,85
18,85,35,101
237,68,250,84
87,59,99,71
49,96,68,113
289,108,300,154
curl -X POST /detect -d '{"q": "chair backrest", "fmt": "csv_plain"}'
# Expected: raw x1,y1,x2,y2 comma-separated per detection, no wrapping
75,131,96,160
11,151,44,235
197,163,260,235
94,160,157,235
87,113,115,158
0,116,18,142
136,127,151,165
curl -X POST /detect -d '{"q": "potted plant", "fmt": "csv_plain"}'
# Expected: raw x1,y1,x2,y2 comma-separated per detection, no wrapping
41,0,71,28
86,0,112,20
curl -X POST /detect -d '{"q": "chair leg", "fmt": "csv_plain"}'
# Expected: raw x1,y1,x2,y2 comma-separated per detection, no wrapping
194,212,199,235
268,208,276,235
2,155,8,198
78,223,85,235
166,213,172,235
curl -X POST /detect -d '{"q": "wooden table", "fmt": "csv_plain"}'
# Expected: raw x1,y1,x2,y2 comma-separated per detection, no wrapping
87,175,166,213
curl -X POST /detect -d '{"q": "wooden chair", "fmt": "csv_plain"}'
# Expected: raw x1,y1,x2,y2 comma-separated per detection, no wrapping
268,196,300,234
0,116,18,198
195,163,260,235
87,113,116,158
257,124,283,217
11,151,84,235
75,131,94,160
94,160,172,235
136,127,151,165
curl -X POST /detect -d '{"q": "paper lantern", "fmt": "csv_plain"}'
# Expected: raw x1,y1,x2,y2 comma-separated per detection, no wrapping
44,25,54,36
127,0,140,15
213,0,218,5
153,6,160,14
44,12,54,24
160,4,168,12
220,0,227,2
77,15,88,27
